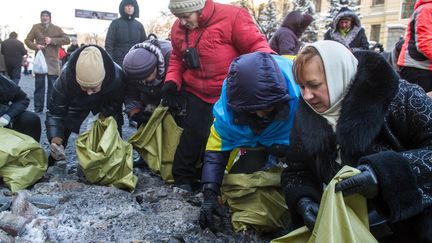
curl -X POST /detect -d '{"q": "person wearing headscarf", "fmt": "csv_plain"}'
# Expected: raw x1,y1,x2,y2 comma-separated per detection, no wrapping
324,7,369,51
269,11,313,55
46,45,125,164
281,40,432,241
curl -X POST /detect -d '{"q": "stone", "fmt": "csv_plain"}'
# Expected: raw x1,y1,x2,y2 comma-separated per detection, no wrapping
0,228,13,243
11,191,37,220
29,195,60,209
0,212,29,236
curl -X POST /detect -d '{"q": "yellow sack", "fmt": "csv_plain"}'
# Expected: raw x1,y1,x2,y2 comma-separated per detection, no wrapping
128,106,183,183
221,167,290,234
271,166,378,243
0,128,47,193
76,117,137,192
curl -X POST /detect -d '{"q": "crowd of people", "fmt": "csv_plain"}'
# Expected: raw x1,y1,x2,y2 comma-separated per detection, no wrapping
0,0,431,241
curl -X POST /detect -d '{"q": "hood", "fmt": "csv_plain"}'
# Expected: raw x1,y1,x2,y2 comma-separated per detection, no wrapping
226,52,290,112
281,11,313,38
119,0,139,19
331,7,361,31
415,0,432,9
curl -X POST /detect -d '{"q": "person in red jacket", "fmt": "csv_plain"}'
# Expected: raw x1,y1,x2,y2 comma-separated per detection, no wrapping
163,0,273,192
398,0,432,93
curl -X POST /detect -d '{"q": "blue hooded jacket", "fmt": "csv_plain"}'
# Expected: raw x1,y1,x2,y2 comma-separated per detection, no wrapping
202,52,300,184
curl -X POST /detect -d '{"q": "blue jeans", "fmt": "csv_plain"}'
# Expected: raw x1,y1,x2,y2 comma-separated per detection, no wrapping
34,74,57,112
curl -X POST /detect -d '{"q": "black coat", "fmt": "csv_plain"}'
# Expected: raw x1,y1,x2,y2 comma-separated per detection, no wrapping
282,51,432,241
45,45,125,141
0,38,27,68
105,0,146,66
0,74,29,119
324,7,369,51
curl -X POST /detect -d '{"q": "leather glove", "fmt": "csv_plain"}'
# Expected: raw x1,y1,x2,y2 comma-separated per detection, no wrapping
0,115,11,127
267,144,289,158
161,81,178,109
335,164,378,199
297,197,319,230
199,183,232,234
50,139,66,161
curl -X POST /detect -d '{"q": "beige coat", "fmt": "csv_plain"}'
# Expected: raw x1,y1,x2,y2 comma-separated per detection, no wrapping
25,23,70,76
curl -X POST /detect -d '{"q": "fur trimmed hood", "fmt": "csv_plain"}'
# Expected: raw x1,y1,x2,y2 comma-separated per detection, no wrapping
293,50,400,180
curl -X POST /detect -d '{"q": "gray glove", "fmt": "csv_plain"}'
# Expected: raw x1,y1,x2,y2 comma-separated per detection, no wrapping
0,115,11,127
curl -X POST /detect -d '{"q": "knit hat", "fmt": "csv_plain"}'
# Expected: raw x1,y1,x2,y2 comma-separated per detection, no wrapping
40,10,51,18
75,46,105,88
168,0,206,15
123,48,157,80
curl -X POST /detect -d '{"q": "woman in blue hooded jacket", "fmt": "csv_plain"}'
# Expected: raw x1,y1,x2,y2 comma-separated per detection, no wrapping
198,52,300,232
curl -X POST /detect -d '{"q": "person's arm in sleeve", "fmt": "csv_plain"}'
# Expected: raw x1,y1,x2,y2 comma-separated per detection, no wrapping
276,32,299,55
354,28,369,51
24,25,38,51
140,24,147,42
164,26,185,90
50,28,70,46
20,42,27,57
415,8,432,60
45,75,69,142
1,78,29,120
231,8,274,54
324,29,331,40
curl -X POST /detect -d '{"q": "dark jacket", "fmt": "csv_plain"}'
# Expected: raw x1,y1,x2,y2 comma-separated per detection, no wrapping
324,7,369,51
1,38,27,68
105,0,147,66
124,40,172,121
269,11,312,55
0,74,29,119
281,51,432,241
45,45,125,141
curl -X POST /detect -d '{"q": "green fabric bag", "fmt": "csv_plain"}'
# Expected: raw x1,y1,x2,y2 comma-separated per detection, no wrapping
221,167,290,233
128,106,183,183
271,166,378,243
0,127,47,193
76,117,137,192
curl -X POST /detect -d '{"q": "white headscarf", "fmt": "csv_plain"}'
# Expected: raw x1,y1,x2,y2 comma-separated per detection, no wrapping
306,40,358,129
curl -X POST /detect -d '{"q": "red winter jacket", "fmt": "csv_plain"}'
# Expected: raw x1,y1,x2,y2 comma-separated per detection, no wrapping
398,0,432,70
165,0,273,104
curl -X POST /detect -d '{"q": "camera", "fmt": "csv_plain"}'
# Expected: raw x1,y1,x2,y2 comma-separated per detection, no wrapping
182,47,200,69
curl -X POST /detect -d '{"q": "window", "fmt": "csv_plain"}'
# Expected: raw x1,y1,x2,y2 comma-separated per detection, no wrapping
401,0,416,18
370,24,381,42
313,0,322,12
372,0,384,5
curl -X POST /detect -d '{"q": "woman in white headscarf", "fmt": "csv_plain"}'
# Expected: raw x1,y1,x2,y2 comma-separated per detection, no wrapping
281,40,432,242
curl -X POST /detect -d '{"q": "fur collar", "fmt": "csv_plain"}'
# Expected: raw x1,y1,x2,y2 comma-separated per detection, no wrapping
330,25,361,48
294,51,400,166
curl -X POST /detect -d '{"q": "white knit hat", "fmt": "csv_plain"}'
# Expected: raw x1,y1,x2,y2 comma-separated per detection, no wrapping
75,46,105,88
168,0,206,15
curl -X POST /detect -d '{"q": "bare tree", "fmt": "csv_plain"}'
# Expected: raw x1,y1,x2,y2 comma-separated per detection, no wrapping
145,11,176,40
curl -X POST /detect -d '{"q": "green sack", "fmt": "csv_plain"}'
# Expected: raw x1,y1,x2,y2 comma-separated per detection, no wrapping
76,117,137,192
128,106,183,183
221,167,290,233
271,166,378,243
0,128,47,193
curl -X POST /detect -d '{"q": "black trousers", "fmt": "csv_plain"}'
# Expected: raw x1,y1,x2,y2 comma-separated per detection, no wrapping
172,92,214,185
6,65,21,84
9,111,41,142
400,67,432,92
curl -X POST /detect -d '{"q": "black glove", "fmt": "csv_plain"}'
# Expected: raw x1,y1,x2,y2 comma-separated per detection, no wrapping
131,112,151,125
199,183,232,234
267,144,289,158
161,81,178,109
297,197,319,230
335,164,378,199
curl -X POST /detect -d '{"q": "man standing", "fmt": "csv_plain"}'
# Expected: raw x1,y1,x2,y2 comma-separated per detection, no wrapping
25,10,70,113
1,32,27,84
105,0,146,66
398,0,432,93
